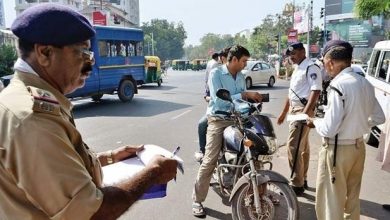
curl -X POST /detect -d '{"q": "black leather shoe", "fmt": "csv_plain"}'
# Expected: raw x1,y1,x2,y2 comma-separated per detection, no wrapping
291,186,305,196
383,204,390,211
303,180,308,190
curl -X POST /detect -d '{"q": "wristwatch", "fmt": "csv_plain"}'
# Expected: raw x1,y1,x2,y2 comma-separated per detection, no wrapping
107,150,114,164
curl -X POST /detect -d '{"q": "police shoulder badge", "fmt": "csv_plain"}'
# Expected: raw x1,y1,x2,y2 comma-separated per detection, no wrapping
310,73,317,80
27,86,61,115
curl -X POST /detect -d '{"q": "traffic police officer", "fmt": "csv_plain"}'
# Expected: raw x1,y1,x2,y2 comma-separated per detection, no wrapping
0,3,177,219
307,40,385,220
277,42,322,195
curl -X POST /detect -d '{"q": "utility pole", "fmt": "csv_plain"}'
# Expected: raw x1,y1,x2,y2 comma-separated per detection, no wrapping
323,7,327,46
292,0,295,28
306,0,313,58
151,32,154,56
277,14,281,70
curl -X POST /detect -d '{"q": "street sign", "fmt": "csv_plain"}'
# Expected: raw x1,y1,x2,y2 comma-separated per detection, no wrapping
92,11,107,26
288,29,298,43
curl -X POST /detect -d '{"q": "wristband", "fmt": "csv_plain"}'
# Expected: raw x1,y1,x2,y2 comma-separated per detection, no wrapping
107,150,114,164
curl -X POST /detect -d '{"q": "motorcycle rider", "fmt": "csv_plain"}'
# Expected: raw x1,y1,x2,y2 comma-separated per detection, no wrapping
192,45,262,217
195,52,220,163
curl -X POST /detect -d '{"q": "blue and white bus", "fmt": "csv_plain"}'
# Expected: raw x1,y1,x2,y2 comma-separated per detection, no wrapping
67,25,145,102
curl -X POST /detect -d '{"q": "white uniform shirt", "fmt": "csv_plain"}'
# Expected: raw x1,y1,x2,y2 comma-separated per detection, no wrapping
205,59,219,96
313,67,385,140
289,58,322,106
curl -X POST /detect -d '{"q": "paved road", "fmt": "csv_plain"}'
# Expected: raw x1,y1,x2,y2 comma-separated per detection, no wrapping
72,69,390,220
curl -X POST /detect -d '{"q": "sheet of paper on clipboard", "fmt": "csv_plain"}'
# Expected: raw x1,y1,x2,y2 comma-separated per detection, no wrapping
137,144,184,174
286,113,309,122
102,144,184,200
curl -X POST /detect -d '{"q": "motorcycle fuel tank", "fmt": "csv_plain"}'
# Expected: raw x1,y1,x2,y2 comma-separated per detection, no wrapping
223,126,243,153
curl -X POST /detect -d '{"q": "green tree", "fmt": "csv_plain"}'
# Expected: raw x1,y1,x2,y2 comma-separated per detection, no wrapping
355,0,390,19
0,44,17,77
141,19,187,61
355,0,390,39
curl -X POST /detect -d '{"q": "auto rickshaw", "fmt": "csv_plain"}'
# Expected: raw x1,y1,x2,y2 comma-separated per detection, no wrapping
144,56,163,86
191,59,204,71
172,59,190,71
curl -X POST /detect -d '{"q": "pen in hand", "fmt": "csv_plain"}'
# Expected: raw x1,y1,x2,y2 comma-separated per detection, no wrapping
171,146,180,181
171,146,180,158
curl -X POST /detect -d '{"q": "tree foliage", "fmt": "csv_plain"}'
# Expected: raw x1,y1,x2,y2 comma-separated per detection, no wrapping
0,44,17,77
355,0,390,19
184,2,303,61
141,19,187,61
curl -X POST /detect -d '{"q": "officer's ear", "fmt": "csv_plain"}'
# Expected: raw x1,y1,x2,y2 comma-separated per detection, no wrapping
35,44,53,67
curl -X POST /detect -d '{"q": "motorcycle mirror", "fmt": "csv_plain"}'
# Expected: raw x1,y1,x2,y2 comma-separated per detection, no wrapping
216,89,232,102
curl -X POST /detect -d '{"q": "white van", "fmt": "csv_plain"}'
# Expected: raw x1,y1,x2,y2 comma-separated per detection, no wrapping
365,40,390,146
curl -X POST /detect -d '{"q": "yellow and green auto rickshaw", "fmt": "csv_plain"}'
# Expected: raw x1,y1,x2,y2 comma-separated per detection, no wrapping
172,59,190,71
191,59,207,70
144,56,163,86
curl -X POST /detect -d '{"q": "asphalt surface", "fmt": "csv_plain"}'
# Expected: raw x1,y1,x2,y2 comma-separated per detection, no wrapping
72,69,390,220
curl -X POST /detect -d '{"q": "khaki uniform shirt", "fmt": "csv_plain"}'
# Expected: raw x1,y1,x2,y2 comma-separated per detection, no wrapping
0,71,103,220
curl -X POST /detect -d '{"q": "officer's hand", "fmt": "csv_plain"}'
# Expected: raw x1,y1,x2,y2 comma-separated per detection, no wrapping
306,118,315,128
113,145,144,162
244,92,262,103
146,155,178,184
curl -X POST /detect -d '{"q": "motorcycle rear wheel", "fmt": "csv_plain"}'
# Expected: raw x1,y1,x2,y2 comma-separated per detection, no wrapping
231,181,299,220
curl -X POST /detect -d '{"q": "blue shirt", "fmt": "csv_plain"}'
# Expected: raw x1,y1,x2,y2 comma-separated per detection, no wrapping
207,64,246,116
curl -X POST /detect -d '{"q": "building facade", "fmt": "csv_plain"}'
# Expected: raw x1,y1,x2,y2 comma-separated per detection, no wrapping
13,0,139,28
325,0,388,62
0,0,5,29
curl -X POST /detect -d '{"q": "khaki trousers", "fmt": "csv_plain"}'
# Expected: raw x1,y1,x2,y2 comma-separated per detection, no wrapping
192,116,234,203
316,139,365,220
287,107,311,187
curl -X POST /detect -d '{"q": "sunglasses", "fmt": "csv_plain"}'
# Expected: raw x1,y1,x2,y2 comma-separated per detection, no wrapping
80,48,94,61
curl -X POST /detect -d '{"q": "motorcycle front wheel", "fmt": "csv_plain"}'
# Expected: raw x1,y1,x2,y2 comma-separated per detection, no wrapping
231,181,299,220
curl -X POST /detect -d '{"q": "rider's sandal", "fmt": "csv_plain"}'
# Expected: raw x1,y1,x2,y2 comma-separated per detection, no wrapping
192,202,206,217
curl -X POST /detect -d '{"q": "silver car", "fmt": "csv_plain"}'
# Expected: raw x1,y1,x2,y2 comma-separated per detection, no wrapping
242,61,276,89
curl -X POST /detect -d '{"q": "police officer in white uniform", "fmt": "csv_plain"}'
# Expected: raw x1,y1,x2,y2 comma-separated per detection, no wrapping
277,42,322,195
307,40,385,220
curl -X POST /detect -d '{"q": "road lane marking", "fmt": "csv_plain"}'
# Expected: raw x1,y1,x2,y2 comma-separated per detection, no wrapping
171,110,192,120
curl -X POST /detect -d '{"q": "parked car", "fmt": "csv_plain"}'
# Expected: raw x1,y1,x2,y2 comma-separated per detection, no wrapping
351,64,367,76
242,61,276,89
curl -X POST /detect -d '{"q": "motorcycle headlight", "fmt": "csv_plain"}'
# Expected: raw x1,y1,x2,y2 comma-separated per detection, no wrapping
264,136,278,155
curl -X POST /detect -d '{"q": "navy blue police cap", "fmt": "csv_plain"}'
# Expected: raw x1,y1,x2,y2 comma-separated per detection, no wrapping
321,40,353,59
11,3,95,46
285,42,304,55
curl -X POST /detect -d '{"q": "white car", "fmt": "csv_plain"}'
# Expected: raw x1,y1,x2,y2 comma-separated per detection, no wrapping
351,64,367,76
242,61,276,89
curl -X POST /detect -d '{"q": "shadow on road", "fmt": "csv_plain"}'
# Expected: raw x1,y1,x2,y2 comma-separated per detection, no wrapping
73,97,191,118
138,85,177,91
204,208,233,220
361,199,390,220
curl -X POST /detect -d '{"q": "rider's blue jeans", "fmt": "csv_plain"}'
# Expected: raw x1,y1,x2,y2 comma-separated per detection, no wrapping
198,115,208,153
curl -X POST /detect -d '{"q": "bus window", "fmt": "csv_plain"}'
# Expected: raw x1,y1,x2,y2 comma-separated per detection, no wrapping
368,50,380,76
136,42,143,56
378,51,390,81
98,41,108,57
